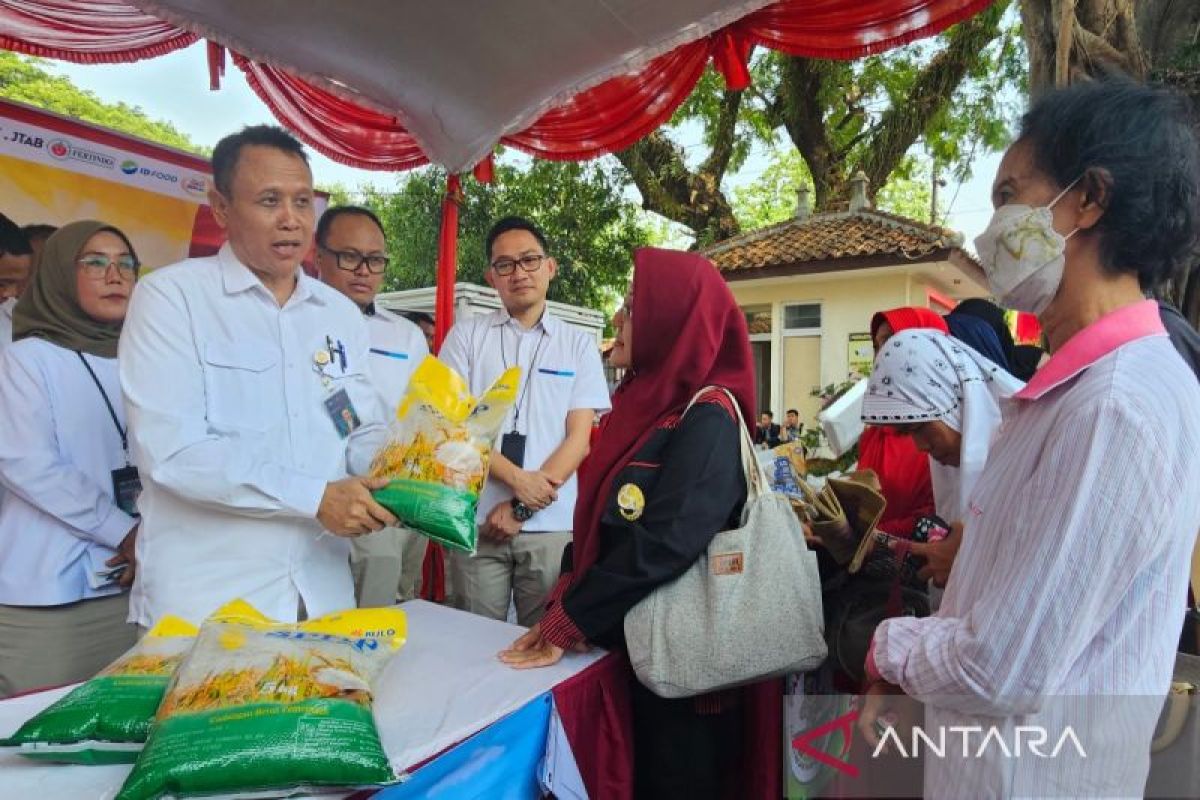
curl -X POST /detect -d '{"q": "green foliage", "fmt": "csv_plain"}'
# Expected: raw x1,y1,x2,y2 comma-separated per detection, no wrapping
731,149,938,229
348,156,649,315
0,52,206,154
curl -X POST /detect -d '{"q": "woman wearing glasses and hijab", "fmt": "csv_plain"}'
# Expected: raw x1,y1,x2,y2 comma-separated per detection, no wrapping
0,221,141,696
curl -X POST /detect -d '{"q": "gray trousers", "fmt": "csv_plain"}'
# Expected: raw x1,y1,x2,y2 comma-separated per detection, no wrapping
0,592,137,698
449,530,571,627
350,525,430,608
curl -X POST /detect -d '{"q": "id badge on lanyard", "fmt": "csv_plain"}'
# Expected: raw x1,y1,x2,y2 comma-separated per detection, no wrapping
314,336,362,439
77,351,142,517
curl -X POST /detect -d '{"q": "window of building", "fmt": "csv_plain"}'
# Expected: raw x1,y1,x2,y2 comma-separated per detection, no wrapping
783,303,821,336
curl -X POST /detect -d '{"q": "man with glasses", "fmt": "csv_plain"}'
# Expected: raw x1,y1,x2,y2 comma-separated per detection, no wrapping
439,216,609,626
316,205,429,607
119,126,395,627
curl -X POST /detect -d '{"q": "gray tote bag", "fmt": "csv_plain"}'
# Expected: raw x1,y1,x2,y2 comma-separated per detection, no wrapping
624,387,827,698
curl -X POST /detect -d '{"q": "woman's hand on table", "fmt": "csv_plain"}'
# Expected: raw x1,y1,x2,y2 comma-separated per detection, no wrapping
498,622,589,669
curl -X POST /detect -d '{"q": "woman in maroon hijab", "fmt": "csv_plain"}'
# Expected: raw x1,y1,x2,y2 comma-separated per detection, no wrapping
500,247,779,799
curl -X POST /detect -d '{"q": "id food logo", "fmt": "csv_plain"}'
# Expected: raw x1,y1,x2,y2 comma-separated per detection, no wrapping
121,159,138,175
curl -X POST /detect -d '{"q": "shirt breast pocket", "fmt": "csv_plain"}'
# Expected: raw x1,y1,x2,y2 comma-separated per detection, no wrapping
202,342,279,434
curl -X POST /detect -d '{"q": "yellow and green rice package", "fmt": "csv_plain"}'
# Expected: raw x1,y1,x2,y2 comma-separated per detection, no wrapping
115,603,406,800
370,356,519,552
0,614,198,764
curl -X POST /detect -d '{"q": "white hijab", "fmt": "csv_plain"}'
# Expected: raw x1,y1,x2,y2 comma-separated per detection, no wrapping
861,329,1024,522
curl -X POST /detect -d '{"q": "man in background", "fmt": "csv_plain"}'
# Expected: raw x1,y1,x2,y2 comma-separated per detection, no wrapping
316,205,430,606
0,215,33,352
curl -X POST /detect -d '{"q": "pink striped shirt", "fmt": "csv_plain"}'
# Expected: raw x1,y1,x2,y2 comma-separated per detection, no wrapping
873,300,1200,797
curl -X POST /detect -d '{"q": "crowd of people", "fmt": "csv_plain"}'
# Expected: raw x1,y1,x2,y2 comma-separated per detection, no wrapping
0,77,1198,798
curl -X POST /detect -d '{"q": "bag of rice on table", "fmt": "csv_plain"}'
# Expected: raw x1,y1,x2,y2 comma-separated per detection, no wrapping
114,603,406,800
0,614,197,764
0,599,266,764
369,356,519,553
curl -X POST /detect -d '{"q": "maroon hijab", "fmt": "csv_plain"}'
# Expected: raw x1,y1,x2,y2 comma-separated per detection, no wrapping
570,247,756,581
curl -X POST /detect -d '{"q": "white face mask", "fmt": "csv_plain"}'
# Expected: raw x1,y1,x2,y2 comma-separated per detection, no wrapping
973,177,1080,315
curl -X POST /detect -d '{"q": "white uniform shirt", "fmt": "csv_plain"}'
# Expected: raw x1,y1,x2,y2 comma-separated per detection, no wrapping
364,305,428,415
0,297,14,354
873,301,1200,797
119,244,388,626
439,309,610,532
0,339,138,605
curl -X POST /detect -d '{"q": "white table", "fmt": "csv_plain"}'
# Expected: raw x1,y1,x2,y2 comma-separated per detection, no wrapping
0,601,603,799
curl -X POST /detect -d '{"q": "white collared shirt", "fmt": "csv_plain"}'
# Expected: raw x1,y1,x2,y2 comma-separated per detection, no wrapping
119,244,388,626
364,305,428,415
0,339,137,605
439,308,610,532
0,297,14,354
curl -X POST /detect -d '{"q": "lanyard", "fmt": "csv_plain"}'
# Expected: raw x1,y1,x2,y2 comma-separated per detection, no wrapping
499,323,548,434
76,351,129,463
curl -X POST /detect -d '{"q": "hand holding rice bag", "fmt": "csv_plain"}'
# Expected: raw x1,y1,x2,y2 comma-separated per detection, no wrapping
115,604,406,800
369,356,519,552
0,615,198,764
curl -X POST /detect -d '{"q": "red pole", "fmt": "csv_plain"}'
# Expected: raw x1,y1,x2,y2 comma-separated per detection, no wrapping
433,173,462,352
423,173,463,603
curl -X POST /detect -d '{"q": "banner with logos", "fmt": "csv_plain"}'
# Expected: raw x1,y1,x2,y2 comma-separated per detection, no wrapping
0,98,220,270
0,98,327,272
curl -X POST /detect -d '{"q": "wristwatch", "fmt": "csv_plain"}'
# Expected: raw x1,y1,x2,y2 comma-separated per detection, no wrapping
510,498,535,522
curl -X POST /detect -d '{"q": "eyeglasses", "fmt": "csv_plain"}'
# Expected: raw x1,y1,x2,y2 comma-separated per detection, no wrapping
77,254,138,280
490,253,546,276
321,246,390,275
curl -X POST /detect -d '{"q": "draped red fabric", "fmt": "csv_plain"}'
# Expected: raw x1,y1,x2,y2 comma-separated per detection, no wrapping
0,0,195,62
234,55,429,172
0,0,996,170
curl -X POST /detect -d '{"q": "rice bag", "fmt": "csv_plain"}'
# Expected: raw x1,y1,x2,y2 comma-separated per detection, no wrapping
114,604,406,800
370,356,519,552
0,614,198,764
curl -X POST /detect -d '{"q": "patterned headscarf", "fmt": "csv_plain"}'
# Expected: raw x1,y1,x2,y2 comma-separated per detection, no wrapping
862,329,1024,521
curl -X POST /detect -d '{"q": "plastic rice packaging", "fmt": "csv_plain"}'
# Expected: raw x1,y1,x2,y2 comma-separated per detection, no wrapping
114,603,406,800
369,356,519,553
0,614,199,764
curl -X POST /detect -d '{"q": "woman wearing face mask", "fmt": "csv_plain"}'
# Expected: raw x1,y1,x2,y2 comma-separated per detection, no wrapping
861,329,1023,587
0,221,141,696
499,248,780,800
859,80,1200,797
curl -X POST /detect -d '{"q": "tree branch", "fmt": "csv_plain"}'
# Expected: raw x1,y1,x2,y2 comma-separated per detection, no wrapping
856,0,1007,197
615,132,740,245
699,89,745,182
777,56,840,209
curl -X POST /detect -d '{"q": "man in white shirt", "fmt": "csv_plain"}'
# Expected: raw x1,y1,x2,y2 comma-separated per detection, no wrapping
440,216,610,626
0,214,33,354
119,126,397,626
315,205,430,606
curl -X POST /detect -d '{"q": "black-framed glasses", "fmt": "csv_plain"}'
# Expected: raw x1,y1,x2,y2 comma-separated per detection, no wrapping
77,254,138,281
491,253,546,276
321,246,390,275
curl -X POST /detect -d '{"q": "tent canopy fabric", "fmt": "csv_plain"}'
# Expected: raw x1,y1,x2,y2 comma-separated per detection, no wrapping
0,0,995,172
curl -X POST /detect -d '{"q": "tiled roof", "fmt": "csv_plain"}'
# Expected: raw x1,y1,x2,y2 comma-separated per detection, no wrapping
703,208,972,274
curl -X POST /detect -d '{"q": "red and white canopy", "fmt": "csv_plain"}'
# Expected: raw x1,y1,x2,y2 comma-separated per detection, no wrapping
1,0,992,173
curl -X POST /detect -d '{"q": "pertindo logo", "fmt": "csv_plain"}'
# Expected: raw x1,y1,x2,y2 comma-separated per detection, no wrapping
183,176,208,196
45,138,115,169
121,159,138,175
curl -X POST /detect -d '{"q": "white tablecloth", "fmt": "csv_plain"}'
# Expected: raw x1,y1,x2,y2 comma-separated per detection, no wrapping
0,600,604,798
